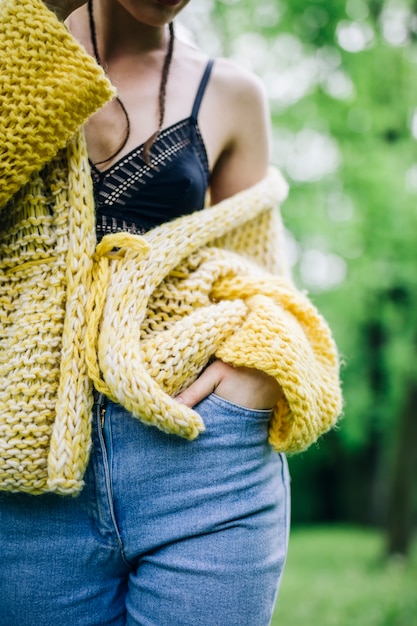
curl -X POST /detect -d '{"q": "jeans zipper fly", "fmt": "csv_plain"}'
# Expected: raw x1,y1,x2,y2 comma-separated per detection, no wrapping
95,395,130,565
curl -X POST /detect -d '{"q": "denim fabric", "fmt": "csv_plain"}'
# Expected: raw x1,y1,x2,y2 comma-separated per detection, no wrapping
0,393,290,626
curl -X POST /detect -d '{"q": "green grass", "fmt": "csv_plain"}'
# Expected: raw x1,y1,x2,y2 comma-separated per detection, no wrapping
271,526,417,626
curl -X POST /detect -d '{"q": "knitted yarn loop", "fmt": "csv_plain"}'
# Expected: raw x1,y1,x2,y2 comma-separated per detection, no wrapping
0,161,342,495
0,0,342,495
83,168,342,453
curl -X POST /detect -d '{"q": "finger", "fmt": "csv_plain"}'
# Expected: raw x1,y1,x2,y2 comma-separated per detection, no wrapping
174,363,222,408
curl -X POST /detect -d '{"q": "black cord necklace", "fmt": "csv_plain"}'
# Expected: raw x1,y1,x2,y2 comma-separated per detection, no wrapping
87,0,175,165
87,0,130,166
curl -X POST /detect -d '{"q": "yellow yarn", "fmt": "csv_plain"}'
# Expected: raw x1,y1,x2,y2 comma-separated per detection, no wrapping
0,132,98,495
0,0,343,496
0,0,116,208
0,0,114,494
84,169,342,454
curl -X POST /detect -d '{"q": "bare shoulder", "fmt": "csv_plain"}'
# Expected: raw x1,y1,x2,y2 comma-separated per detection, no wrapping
177,42,267,108
198,57,271,203
210,56,267,102
175,45,271,202
208,57,270,152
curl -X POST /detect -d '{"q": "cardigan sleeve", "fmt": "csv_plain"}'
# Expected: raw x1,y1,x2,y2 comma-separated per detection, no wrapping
0,0,116,209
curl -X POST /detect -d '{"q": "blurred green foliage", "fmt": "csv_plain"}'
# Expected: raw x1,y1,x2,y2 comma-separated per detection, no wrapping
182,0,417,532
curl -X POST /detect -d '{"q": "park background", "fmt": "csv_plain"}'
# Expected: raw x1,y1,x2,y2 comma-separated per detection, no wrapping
180,1,417,623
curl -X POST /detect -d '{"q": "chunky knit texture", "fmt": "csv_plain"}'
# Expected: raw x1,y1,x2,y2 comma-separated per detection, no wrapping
0,0,343,495
0,0,115,494
86,170,342,454
0,0,116,208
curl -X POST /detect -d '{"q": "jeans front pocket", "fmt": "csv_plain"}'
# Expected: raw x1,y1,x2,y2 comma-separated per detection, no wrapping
192,392,274,448
208,392,274,420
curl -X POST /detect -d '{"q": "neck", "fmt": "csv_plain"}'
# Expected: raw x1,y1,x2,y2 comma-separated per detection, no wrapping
87,0,168,63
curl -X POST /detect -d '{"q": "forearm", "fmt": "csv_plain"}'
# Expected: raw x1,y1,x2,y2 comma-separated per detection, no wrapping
0,0,115,208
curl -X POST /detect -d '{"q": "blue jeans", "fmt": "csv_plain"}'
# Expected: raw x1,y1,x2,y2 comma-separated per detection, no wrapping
0,393,290,626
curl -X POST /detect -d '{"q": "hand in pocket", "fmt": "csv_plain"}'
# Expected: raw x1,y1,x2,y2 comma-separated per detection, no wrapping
175,360,283,410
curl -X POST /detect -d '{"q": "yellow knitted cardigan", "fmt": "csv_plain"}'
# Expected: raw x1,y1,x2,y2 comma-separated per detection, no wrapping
0,0,343,495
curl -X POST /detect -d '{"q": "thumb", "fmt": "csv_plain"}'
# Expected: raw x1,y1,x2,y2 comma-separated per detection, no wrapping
174,363,221,408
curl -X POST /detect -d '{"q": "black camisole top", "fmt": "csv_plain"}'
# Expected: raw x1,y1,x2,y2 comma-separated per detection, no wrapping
92,60,214,241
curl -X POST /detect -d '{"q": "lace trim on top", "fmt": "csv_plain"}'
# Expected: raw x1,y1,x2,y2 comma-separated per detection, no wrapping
91,118,209,205
91,59,214,242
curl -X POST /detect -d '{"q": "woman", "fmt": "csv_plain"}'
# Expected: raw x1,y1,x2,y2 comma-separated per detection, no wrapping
0,0,341,623
67,0,285,410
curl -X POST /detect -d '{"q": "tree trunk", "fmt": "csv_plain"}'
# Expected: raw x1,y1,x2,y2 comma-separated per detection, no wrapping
386,378,417,557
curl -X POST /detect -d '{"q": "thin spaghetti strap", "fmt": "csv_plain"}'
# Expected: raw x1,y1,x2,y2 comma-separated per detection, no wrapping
191,59,215,120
